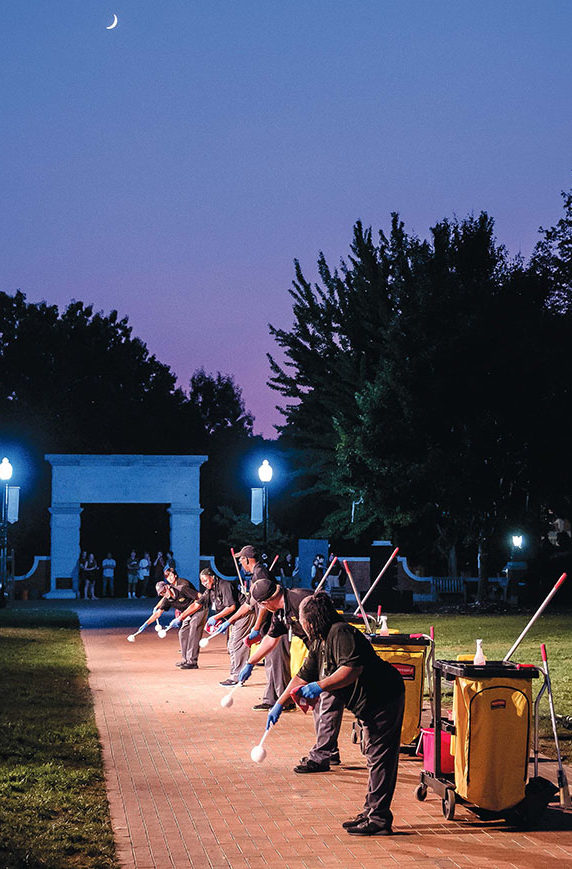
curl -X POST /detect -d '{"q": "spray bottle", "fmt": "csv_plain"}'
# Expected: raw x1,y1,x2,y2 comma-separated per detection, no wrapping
473,638,486,665
378,614,389,636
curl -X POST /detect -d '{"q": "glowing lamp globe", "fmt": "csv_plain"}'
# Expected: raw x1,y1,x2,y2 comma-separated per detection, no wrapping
258,460,273,483
0,457,13,481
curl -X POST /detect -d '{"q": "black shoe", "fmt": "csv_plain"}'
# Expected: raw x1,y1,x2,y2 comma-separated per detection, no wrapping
220,678,238,687
347,820,392,837
300,754,341,766
253,702,272,710
180,663,198,669
293,759,330,774
342,811,369,830
175,662,185,668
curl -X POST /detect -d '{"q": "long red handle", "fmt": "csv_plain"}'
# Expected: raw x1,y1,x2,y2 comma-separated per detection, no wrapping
504,573,567,661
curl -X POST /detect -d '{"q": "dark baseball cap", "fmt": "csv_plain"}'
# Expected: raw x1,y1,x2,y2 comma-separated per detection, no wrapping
251,578,280,603
235,545,256,559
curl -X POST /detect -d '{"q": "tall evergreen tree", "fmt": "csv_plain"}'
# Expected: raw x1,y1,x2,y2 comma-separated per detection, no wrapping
269,199,572,581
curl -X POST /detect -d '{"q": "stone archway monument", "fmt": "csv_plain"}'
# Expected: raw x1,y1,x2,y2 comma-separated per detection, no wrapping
44,454,207,598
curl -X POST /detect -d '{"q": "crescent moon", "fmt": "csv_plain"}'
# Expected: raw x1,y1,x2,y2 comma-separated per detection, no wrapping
106,14,118,30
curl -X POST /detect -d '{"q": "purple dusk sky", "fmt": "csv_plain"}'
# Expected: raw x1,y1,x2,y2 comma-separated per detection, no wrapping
1,2,571,437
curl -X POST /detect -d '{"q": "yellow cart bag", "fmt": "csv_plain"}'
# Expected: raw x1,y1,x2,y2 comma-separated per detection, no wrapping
452,669,534,812
290,634,308,677
369,634,431,746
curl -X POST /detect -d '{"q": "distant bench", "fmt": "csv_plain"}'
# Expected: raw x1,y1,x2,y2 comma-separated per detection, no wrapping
431,576,509,602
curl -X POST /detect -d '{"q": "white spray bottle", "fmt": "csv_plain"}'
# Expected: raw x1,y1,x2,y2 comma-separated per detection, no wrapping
473,638,486,665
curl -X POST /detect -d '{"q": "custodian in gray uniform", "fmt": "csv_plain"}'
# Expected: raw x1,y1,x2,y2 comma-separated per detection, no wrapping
200,576,255,680
298,621,404,826
266,586,344,769
158,579,205,667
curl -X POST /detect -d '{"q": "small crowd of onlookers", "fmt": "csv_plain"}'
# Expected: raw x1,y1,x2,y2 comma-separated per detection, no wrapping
78,547,347,600
78,550,176,599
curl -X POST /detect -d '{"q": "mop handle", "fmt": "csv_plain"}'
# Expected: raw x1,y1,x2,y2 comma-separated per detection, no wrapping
259,726,272,745
355,547,399,614
314,556,338,593
230,548,247,597
503,573,567,661
227,681,244,699
541,642,565,768
269,555,279,573
344,560,372,631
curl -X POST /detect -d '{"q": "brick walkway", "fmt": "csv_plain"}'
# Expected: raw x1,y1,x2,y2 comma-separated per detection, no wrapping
81,616,572,869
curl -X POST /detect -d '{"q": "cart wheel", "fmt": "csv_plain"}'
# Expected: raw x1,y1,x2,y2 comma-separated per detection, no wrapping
414,783,428,802
442,789,455,820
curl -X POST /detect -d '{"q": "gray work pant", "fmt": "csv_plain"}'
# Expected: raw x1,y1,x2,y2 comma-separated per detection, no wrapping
262,635,291,705
228,611,256,679
359,692,405,825
308,689,345,764
179,610,207,666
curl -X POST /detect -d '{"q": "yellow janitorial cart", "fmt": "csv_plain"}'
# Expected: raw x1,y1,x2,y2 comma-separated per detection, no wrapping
349,623,434,748
415,659,539,820
369,633,433,747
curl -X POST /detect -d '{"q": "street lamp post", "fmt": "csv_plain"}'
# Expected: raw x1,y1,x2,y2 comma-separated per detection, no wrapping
0,457,13,597
258,460,273,546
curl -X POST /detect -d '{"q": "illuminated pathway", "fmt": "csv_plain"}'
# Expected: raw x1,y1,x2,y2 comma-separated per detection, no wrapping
80,603,572,868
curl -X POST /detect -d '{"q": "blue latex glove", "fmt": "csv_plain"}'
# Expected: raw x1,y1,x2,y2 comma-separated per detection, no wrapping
248,628,261,641
168,617,181,630
135,622,148,635
216,620,231,634
299,682,323,700
206,615,219,628
238,662,254,683
266,702,283,729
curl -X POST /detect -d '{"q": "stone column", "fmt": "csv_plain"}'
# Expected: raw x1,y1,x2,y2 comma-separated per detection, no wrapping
45,502,83,599
168,505,202,582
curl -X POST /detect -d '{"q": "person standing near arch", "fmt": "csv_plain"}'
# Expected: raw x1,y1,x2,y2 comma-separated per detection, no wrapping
102,552,116,597
84,553,99,600
127,550,139,599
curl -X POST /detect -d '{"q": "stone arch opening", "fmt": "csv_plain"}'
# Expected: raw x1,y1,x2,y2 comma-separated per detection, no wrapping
44,454,207,598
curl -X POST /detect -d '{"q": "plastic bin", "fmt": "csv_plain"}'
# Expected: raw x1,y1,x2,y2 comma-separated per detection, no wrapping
419,727,455,774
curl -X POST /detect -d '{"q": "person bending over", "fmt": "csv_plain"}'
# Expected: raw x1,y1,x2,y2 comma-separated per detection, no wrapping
145,569,204,669
239,578,344,773
267,593,405,837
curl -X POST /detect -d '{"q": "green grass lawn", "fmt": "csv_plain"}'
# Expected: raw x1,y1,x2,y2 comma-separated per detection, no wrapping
384,611,572,760
0,605,569,868
0,607,117,869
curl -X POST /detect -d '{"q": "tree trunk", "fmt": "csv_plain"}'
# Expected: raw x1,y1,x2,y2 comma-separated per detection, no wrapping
477,539,489,601
448,545,458,578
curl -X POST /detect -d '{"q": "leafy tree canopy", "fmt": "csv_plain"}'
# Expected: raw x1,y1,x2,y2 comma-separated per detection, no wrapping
269,193,572,574
0,291,256,561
